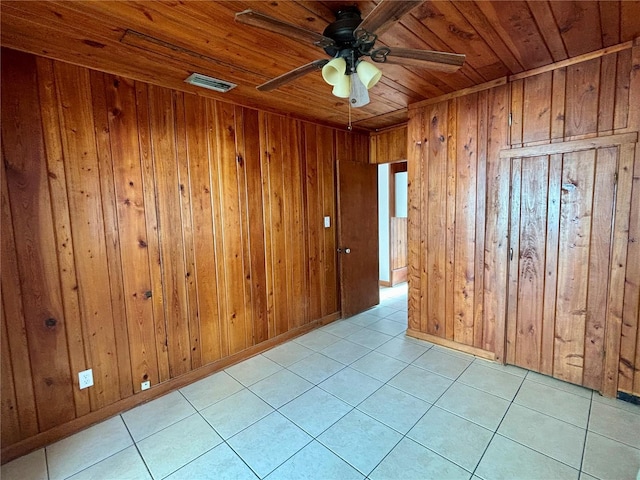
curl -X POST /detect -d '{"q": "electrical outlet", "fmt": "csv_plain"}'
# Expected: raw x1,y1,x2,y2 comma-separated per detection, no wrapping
78,369,93,389
141,381,151,391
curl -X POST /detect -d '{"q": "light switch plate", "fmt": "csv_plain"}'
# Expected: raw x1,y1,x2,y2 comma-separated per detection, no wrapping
324,216,331,228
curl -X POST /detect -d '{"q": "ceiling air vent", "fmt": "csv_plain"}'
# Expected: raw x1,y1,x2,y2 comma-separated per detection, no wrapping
184,73,236,93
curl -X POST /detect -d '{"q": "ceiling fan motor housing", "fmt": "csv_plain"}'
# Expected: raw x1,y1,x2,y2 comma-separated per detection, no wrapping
322,6,375,71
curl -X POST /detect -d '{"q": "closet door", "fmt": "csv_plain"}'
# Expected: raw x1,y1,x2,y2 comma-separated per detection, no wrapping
505,145,619,390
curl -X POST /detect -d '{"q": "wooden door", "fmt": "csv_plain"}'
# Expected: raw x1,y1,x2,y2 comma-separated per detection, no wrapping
505,143,623,391
337,160,379,317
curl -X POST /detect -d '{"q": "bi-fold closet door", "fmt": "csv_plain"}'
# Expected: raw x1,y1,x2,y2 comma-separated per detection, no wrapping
503,134,636,393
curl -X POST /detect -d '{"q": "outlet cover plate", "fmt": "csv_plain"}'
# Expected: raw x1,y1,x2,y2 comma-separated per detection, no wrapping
79,369,94,389
324,216,331,228
141,381,151,391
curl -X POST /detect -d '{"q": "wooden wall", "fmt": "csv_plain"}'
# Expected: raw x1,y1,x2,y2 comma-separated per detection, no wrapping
407,42,640,397
0,48,368,455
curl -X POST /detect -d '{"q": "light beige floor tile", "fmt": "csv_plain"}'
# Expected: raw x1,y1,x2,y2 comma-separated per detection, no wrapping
122,391,195,441
592,392,640,416
318,409,402,476
388,365,453,403
366,318,407,336
225,355,282,387
369,437,471,480
344,312,382,327
320,339,372,365
579,473,599,480
138,414,222,479
514,379,591,427
67,445,151,480
498,403,585,468
384,310,408,323
1,448,47,480
321,321,363,338
166,443,258,480
265,440,363,480
227,412,312,478
364,305,398,319
345,329,393,349
287,352,345,384
473,357,527,377
526,371,593,399
475,434,579,480
457,363,524,400
349,351,407,382
374,337,429,363
318,367,383,406
200,388,273,439
357,384,430,434
412,349,472,379
279,387,352,437
180,371,244,410
436,383,510,431
293,330,340,351
249,369,312,408
408,406,492,472
589,401,640,448
582,432,640,480
431,345,475,360
47,416,133,480
262,342,314,367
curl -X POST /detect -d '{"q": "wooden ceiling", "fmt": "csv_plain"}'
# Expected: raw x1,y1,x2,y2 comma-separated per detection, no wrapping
2,1,640,130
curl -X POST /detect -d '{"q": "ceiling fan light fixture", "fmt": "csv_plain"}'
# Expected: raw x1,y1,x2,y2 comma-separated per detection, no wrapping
356,61,382,90
322,57,347,86
332,74,351,98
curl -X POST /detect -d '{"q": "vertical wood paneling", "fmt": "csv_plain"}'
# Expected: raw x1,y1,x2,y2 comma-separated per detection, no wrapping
522,72,552,143
425,103,448,336
320,126,338,315
149,85,192,376
584,148,616,390
105,75,161,389
134,82,171,383
474,92,488,349
1,50,75,429
0,162,38,440
2,51,349,455
407,109,423,333
553,150,596,384
515,156,548,370
506,158,522,364
454,94,478,345
89,72,134,402
445,100,457,342
184,94,222,364
565,58,601,137
36,57,91,416
56,63,122,408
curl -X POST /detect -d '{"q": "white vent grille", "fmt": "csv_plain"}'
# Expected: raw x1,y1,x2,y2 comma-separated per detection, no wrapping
184,73,236,93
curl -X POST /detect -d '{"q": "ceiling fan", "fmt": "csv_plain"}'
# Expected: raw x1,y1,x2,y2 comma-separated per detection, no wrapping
235,1,465,106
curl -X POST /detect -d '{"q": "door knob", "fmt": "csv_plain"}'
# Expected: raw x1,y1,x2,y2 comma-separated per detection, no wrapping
337,247,351,254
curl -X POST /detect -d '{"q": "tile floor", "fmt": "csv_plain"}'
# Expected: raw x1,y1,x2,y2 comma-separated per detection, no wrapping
3,284,640,480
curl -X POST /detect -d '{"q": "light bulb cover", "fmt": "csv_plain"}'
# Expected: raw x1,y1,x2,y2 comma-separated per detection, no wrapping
322,57,347,86
349,73,370,107
332,74,351,98
356,60,382,90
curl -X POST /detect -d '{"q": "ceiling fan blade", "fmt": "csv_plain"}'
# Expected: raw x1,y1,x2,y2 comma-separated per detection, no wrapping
357,0,423,36
235,10,335,48
371,47,465,73
257,59,329,92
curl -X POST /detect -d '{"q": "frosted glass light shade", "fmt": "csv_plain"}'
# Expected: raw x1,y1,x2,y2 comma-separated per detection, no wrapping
332,74,351,98
322,57,347,86
356,61,382,89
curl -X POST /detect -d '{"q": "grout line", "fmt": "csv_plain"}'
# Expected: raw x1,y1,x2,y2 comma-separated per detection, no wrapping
120,413,154,480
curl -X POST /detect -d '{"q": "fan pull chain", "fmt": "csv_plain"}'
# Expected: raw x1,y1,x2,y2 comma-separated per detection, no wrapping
348,99,352,131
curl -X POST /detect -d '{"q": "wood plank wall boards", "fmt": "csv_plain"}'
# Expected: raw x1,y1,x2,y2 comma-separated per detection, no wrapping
370,126,408,164
0,48,367,460
406,41,640,397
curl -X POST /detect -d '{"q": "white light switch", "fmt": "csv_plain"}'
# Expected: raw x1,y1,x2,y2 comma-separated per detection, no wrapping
324,216,331,228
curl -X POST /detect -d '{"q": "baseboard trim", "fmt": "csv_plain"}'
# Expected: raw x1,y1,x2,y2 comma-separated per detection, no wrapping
406,329,496,361
1,312,340,464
